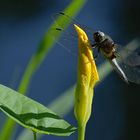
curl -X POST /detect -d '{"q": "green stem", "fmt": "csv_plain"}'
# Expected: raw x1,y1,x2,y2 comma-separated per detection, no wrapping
78,124,86,140
33,131,37,140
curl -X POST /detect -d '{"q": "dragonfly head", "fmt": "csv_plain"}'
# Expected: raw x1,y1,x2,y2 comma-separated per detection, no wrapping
94,31,105,43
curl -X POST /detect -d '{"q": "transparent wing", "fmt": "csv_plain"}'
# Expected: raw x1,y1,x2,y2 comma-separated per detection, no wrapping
114,43,140,84
119,63,140,84
115,44,140,66
50,12,95,55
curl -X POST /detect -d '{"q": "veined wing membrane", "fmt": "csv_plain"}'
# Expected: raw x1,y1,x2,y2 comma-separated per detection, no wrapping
119,62,140,84
51,12,95,55
115,43,140,66
51,26,78,56
114,43,140,84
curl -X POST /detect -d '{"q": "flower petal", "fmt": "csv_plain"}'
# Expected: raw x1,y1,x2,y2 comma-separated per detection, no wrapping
74,24,99,126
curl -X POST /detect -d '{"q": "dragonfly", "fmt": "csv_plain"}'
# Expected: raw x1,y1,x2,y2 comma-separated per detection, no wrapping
51,12,140,84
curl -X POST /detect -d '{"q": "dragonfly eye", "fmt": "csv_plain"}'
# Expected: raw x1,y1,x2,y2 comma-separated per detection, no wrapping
93,31,105,43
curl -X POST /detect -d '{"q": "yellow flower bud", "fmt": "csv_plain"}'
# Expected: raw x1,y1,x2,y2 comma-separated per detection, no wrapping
74,24,99,132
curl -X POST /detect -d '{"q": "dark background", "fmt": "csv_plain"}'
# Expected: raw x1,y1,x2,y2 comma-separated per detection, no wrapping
0,0,140,140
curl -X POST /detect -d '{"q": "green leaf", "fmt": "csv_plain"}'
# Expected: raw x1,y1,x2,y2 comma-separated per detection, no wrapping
17,85,76,140
0,84,76,136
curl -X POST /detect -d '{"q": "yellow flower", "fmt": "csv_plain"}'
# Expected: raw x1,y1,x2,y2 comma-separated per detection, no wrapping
74,24,99,140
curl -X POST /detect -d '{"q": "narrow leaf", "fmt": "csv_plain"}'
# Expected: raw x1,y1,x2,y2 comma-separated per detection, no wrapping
0,84,76,136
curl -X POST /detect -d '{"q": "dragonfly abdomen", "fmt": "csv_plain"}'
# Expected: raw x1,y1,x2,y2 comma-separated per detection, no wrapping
110,58,129,83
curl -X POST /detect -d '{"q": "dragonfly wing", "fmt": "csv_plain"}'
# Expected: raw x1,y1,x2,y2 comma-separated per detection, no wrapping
114,44,140,84
51,12,95,55
120,51,140,66
115,44,140,66
118,62,140,84
50,25,78,56
52,12,95,42
50,13,78,55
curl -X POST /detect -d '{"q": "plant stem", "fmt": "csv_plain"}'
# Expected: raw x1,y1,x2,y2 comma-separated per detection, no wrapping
33,131,37,140
78,124,86,140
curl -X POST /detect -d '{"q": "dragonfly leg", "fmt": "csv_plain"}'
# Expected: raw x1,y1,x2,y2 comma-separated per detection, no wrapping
91,43,97,48
93,45,101,60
